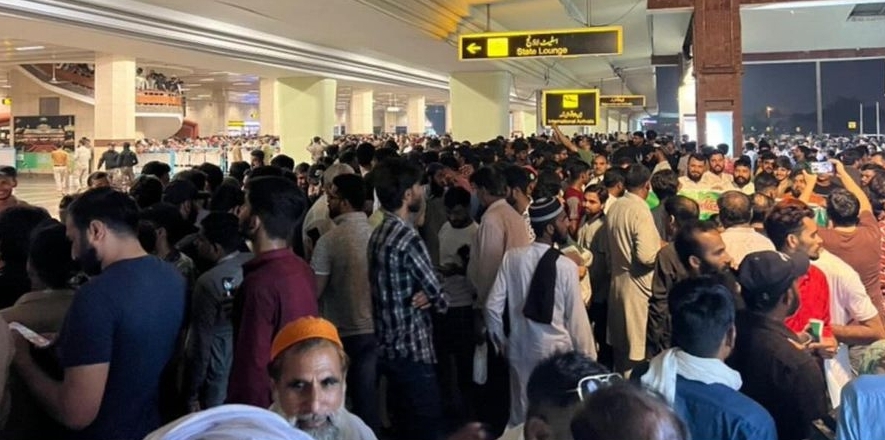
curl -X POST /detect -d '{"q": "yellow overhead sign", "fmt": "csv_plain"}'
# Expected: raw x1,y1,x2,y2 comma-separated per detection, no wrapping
542,89,600,126
0,98,10,106
459,27,623,60
848,121,857,130
600,95,646,107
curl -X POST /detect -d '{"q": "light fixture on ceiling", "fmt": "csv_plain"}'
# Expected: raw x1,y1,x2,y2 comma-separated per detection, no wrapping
15,45,45,51
198,78,215,82
232,82,251,86
386,106,401,112
747,0,882,9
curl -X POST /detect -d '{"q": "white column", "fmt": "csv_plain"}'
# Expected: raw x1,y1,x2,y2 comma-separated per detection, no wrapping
259,78,279,135
450,71,511,142
93,54,136,143
349,89,374,135
445,103,453,134
277,76,337,163
407,95,426,134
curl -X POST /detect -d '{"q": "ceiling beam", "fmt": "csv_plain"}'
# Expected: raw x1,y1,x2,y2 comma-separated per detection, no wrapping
648,0,845,11
652,47,885,64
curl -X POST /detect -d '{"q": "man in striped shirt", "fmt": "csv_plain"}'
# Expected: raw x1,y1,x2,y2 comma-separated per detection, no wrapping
368,157,448,440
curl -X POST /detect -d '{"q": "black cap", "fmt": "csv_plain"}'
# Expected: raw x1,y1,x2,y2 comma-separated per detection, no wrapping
738,251,810,310
0,166,16,178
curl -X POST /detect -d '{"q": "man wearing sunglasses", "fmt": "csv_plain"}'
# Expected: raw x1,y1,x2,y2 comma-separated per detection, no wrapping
498,351,610,440
638,277,777,440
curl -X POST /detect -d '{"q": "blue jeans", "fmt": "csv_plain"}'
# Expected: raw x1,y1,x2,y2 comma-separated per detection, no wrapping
202,327,233,408
379,357,444,440
341,333,380,431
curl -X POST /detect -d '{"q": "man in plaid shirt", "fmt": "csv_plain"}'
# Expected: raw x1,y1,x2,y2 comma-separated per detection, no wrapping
368,157,448,440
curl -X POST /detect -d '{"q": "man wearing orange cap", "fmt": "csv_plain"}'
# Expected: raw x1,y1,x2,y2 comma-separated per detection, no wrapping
268,317,376,440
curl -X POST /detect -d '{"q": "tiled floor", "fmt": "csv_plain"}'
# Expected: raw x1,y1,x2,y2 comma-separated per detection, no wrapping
14,175,67,219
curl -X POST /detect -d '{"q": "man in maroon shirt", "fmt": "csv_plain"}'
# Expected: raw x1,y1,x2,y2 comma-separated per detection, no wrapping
228,176,318,407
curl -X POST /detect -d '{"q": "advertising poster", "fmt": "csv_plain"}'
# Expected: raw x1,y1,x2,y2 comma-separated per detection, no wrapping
13,115,75,152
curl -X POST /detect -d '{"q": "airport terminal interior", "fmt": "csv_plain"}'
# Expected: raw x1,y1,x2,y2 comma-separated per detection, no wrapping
0,0,883,439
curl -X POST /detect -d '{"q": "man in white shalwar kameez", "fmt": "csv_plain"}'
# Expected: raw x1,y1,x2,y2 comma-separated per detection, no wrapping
485,197,597,428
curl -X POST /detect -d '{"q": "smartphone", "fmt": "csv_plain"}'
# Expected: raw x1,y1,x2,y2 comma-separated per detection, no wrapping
10,322,51,348
810,161,834,174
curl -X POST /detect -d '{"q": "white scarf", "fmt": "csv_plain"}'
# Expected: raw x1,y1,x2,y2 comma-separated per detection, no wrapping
640,347,743,404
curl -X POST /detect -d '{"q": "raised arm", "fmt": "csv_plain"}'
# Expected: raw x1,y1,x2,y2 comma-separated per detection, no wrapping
831,159,872,214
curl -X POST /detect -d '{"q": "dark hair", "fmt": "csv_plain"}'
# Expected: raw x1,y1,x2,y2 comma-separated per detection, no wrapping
774,156,792,172
245,176,307,241
669,277,735,358
249,165,285,179
28,220,74,289
840,148,862,166
175,169,208,192
526,351,608,412
373,147,399,163
753,173,777,195
651,169,679,200
68,188,139,236
470,166,508,198
0,206,51,267
687,152,707,165
827,188,860,227
372,158,423,212
87,171,109,186
228,161,251,183
565,160,591,184
269,154,295,172
751,193,775,225
764,200,815,250
209,183,245,213
717,191,752,228
200,212,243,254
356,143,375,167
603,169,626,189
250,149,266,161
674,220,720,269
759,151,777,162
129,175,164,209
332,174,366,211
624,164,651,190
141,161,172,180
444,186,472,210
571,382,689,440
295,162,310,175
503,165,532,193
664,195,700,229
197,163,225,192
585,183,609,205
140,202,192,245
534,170,564,200
734,157,752,170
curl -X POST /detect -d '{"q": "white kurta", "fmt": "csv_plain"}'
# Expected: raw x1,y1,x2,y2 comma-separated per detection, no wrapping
605,192,659,367
485,242,596,427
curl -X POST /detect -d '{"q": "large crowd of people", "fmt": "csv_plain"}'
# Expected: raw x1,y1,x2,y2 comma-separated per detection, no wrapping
1,127,885,440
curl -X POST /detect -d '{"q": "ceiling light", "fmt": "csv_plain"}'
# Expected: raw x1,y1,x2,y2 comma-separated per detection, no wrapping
747,0,882,9
198,78,214,82
15,45,45,51
232,82,251,86
386,106,401,112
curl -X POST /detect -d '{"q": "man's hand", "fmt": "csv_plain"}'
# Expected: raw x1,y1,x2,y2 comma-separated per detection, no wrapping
829,158,846,177
411,291,431,310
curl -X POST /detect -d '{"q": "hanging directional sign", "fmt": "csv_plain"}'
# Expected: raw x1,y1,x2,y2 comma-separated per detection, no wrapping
459,26,622,61
600,95,646,107
542,89,600,126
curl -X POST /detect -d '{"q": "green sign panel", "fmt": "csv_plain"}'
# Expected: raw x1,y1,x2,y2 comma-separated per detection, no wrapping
459,27,622,60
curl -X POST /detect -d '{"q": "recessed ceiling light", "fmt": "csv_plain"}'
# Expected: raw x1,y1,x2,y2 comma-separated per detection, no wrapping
232,82,251,86
198,78,214,82
15,45,45,51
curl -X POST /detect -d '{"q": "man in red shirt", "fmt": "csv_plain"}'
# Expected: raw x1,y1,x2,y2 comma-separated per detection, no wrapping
764,200,834,345
564,160,591,239
228,176,318,407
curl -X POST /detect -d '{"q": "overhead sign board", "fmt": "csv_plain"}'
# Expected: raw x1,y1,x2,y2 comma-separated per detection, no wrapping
600,95,646,107
459,26,622,61
541,89,599,126
848,121,857,130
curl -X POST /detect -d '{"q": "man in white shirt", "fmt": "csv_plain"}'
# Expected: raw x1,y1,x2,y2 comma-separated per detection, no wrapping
73,139,92,191
678,153,708,191
486,197,596,428
733,158,755,195
718,191,774,269
701,150,736,190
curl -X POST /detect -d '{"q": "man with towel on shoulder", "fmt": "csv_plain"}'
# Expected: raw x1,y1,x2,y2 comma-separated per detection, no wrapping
485,197,597,428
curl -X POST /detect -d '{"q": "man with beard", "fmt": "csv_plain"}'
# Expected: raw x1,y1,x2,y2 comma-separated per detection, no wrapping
757,151,777,177
678,153,708,190
268,317,376,440
485,197,596,427
420,163,449,267
13,188,185,439
0,166,28,214
228,176,317,408
701,149,736,190
163,179,203,226
733,158,755,195
368,157,448,440
728,251,828,440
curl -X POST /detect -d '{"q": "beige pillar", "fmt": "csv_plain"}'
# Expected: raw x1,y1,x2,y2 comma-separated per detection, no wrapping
445,103,452,134
277,76,337,163
349,89,374,135
384,111,398,133
407,95,426,134
450,71,511,142
93,54,136,148
259,78,279,135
